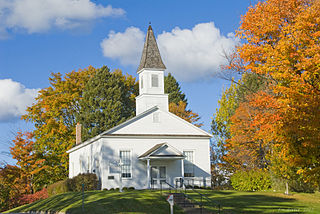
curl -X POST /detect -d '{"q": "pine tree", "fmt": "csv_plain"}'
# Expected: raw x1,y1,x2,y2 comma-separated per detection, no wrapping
164,73,187,105
77,66,138,141
164,73,203,126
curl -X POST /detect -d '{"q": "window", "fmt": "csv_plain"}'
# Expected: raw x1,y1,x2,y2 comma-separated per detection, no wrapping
151,74,159,87
120,150,132,178
141,75,144,89
153,112,160,123
183,151,194,177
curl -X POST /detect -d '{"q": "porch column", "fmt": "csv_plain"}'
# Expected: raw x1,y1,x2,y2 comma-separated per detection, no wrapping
181,159,184,187
147,158,150,189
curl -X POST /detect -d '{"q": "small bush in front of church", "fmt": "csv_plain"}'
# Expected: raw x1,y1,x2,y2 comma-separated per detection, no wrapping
231,169,271,191
68,173,99,192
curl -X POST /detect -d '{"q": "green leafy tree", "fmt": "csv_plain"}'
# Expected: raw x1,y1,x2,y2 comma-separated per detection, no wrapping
164,73,187,105
211,81,239,163
164,73,202,126
77,67,138,141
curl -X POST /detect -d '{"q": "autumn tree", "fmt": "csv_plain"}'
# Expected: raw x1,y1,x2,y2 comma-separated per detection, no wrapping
211,81,238,165
225,0,320,187
10,131,46,193
22,66,97,183
0,165,24,211
212,73,267,169
169,101,203,127
76,67,138,141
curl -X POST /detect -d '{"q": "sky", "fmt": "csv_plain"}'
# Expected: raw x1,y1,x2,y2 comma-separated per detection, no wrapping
0,0,254,165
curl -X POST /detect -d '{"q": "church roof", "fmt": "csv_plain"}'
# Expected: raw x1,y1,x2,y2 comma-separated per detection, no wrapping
137,25,166,72
67,106,212,153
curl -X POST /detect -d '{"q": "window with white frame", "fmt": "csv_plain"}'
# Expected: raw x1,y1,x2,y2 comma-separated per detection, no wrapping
151,74,159,87
120,150,132,178
183,151,194,177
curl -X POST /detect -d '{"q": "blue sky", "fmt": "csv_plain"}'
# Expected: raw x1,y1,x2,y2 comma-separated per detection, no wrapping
0,0,253,164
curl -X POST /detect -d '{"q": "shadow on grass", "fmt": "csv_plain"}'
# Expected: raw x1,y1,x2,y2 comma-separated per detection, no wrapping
7,190,183,214
189,190,306,214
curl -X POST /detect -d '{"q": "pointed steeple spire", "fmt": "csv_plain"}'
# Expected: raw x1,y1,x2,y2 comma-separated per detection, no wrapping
137,25,166,72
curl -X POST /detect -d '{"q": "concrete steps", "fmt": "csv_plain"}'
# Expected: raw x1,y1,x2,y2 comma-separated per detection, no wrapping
171,193,213,214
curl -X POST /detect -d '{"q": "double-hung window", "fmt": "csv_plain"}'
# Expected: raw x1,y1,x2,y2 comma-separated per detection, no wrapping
183,151,194,177
120,150,132,178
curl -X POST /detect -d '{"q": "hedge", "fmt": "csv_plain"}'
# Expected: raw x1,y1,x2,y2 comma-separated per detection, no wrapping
231,169,271,191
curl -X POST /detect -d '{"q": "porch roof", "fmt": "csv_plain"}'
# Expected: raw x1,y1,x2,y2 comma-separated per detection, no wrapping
138,143,185,160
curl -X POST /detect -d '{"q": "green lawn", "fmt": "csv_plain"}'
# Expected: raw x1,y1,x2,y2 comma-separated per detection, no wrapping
186,190,320,214
5,190,183,214
5,190,320,214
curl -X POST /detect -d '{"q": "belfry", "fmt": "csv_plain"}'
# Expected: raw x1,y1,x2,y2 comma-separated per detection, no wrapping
135,25,169,115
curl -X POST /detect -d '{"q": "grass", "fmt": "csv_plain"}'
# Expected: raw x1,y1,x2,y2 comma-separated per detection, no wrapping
5,190,184,214
185,190,320,214
5,190,320,214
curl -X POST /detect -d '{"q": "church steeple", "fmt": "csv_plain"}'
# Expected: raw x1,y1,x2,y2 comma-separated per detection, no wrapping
137,25,166,72
135,25,168,115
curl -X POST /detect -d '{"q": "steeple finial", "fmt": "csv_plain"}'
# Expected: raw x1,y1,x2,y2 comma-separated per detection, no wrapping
137,25,166,72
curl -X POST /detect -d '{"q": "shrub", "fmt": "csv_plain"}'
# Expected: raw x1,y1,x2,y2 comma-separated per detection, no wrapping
47,180,69,196
68,173,99,192
128,187,135,190
289,179,315,193
271,173,315,193
18,188,48,205
231,169,271,191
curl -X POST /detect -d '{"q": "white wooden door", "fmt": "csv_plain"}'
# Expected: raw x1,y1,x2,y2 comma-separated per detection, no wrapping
150,166,166,188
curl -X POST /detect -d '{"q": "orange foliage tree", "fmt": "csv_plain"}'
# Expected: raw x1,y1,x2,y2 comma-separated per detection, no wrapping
225,0,320,186
0,165,24,211
10,131,46,193
169,101,203,127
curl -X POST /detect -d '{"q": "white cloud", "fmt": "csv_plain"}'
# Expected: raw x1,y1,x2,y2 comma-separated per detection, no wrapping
158,23,239,81
0,79,39,122
101,22,239,81
101,27,145,66
0,0,125,35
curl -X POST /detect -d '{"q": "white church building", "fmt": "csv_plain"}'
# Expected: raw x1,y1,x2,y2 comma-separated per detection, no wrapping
67,25,212,190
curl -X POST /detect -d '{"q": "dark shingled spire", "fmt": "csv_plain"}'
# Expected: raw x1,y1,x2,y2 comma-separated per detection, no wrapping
137,25,166,72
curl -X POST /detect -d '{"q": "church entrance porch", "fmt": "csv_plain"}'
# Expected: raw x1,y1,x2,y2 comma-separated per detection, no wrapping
138,143,185,189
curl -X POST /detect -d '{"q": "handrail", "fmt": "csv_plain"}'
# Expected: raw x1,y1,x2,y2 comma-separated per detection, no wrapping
159,179,221,214
163,180,175,189
183,183,221,213
162,180,201,208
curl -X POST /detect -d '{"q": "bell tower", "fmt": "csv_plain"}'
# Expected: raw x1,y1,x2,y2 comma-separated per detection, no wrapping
136,25,169,115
